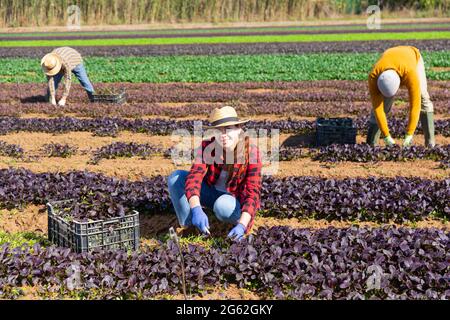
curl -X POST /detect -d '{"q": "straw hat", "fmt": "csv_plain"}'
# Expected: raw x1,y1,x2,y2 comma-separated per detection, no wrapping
41,53,62,76
207,106,249,128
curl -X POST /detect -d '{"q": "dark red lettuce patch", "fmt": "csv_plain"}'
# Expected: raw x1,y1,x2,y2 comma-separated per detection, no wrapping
0,226,448,300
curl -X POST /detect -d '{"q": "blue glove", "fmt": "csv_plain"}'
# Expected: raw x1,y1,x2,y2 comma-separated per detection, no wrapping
227,223,246,241
191,206,210,235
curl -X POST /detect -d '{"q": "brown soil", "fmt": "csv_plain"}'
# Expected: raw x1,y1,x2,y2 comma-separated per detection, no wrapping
0,131,176,152
1,155,448,180
14,283,261,300
1,206,447,238
273,158,449,179
168,284,261,300
6,280,260,300
0,155,191,180
253,216,449,231
1,131,448,180
1,130,449,153
0,205,47,234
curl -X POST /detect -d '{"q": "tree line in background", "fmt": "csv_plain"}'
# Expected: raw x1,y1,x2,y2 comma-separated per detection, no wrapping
0,0,449,28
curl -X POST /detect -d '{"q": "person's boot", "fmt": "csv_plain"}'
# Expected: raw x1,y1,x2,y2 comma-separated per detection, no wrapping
366,123,381,146
420,111,435,147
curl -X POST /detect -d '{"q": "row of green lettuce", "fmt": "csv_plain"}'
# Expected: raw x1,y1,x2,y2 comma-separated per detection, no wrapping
1,51,449,83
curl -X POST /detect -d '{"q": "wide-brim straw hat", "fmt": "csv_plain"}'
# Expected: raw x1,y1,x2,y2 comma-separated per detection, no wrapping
41,53,62,76
205,106,249,128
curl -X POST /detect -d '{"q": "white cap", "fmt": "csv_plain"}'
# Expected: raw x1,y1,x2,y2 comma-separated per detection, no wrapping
377,70,400,98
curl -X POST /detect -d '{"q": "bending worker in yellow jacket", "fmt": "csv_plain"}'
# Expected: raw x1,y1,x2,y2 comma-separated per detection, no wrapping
367,46,434,147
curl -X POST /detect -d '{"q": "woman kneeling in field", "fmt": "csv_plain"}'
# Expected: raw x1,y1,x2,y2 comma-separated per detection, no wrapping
167,106,262,240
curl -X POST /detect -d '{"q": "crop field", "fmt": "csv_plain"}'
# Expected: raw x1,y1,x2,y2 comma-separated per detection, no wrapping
0,20,449,300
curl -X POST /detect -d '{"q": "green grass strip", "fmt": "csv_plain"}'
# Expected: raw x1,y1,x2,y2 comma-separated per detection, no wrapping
1,23,449,38
1,31,449,47
2,51,449,83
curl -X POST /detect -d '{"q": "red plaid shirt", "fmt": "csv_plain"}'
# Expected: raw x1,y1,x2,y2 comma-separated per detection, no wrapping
185,138,262,232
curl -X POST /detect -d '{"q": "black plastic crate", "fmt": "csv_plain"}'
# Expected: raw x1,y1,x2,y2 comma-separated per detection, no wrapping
315,117,357,146
90,88,127,104
47,200,139,253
